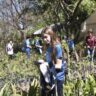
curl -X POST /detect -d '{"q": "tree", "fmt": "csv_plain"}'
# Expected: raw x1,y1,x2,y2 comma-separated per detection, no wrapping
38,0,96,40
0,0,96,41
0,0,42,40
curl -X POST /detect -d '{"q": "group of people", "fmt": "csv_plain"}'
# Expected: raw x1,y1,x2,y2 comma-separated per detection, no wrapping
6,35,43,60
37,27,96,96
5,27,96,96
62,28,96,63
5,27,65,96
22,35,43,59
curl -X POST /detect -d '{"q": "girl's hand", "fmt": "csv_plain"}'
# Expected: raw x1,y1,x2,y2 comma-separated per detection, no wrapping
55,59,62,69
38,59,44,64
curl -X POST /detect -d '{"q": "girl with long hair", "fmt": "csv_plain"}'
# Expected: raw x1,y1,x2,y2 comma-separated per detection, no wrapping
40,26,65,96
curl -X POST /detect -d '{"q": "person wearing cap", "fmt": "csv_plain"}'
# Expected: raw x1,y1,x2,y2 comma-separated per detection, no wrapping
85,29,96,62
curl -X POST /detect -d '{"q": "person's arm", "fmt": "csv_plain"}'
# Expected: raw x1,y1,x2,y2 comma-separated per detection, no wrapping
35,44,42,48
71,40,75,50
93,36,96,49
55,59,62,69
35,40,42,48
85,36,87,45
85,36,90,48
94,37,96,46
54,45,62,69
27,45,32,48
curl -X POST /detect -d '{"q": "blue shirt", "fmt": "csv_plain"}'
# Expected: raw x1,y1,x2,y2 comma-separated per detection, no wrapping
45,44,65,81
67,39,74,49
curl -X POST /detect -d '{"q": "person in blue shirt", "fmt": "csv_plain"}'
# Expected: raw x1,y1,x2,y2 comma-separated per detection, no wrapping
34,37,42,54
25,35,32,59
67,37,79,61
39,26,65,96
67,38,75,54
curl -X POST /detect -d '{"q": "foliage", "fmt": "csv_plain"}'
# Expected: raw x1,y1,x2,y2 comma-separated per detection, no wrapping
0,0,96,95
81,0,96,16
0,79,40,96
37,0,96,39
0,40,96,96
0,0,96,42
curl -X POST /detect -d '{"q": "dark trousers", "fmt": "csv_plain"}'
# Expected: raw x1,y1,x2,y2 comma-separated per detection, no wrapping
40,73,63,96
57,80,63,96
40,73,55,96
87,48,95,61
25,48,30,59
9,55,13,59
8,54,15,60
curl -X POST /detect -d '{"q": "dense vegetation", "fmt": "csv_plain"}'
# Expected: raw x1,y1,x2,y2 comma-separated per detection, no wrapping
0,44,96,96
0,0,96,96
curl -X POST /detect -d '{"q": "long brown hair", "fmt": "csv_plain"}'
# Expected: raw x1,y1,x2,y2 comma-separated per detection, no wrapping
41,26,61,63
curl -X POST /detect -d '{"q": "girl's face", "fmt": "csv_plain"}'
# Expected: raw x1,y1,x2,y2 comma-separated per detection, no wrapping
43,33,51,44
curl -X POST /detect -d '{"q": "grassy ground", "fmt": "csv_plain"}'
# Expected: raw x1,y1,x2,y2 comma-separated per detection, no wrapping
0,48,40,86
0,48,96,96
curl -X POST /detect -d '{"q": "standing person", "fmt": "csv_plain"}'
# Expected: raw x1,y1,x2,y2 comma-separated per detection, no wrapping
34,37,42,54
39,26,65,96
6,40,14,59
85,29,96,62
25,35,32,59
67,36,79,62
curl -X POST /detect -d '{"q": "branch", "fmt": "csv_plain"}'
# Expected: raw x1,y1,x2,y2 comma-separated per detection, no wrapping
59,0,74,20
10,0,21,17
61,0,73,13
59,0,69,18
72,0,83,17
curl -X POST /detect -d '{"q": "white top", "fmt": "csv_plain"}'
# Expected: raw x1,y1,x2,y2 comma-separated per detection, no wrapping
26,39,30,48
6,43,14,55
